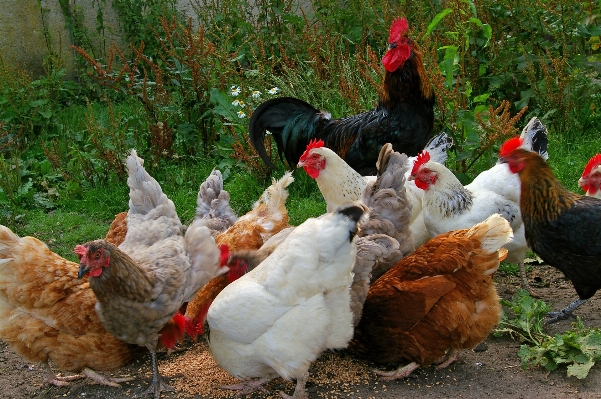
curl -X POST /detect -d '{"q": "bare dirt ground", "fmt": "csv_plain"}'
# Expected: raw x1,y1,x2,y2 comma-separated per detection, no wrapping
1,264,600,399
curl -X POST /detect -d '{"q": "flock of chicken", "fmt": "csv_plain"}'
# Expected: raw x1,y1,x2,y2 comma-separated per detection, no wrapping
1,17,601,399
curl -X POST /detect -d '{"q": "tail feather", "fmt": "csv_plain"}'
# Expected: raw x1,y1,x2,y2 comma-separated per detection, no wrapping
126,149,175,219
519,117,549,160
362,145,414,260
189,169,237,236
409,131,453,166
254,171,294,215
249,97,321,169
465,214,513,255
120,149,183,255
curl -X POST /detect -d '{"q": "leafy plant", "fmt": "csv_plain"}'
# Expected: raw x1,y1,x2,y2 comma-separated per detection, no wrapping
496,289,601,379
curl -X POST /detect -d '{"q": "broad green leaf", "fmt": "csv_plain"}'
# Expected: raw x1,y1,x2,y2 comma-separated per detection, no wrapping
473,93,490,103
440,45,458,86
425,9,453,36
567,359,595,379
29,99,48,107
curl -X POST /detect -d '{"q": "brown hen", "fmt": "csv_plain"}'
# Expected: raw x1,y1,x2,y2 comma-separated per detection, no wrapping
0,225,140,387
348,214,512,379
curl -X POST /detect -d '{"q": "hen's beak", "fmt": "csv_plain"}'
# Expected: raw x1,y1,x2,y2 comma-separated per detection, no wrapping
78,264,90,279
407,174,416,181
297,160,305,168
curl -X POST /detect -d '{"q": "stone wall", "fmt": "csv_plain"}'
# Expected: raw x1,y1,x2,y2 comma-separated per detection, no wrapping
0,0,311,78
0,0,195,78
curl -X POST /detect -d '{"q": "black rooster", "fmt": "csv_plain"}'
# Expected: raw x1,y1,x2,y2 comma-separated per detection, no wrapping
249,18,435,176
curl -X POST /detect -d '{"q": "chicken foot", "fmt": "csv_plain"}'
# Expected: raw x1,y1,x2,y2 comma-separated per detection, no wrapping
435,348,458,370
133,348,174,399
374,362,420,381
546,298,588,324
279,372,309,399
81,367,135,387
41,363,133,387
221,377,271,395
42,362,85,387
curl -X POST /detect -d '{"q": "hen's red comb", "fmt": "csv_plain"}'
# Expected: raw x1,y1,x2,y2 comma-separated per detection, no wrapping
219,244,230,267
582,154,601,178
499,137,524,158
299,139,325,162
389,18,409,43
73,244,87,257
411,151,430,175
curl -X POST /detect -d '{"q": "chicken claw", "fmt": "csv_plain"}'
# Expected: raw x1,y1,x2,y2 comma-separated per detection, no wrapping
221,377,271,395
41,362,83,387
82,367,135,387
374,362,420,381
45,374,84,386
545,298,588,324
434,348,458,370
133,350,174,399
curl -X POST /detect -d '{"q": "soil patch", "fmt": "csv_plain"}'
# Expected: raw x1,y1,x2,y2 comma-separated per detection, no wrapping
1,264,600,399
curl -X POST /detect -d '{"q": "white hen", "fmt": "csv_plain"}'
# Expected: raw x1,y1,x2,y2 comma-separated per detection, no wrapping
207,202,367,399
410,117,549,294
298,132,453,250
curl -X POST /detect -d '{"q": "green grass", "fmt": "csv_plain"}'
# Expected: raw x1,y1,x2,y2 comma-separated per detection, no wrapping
4,143,326,259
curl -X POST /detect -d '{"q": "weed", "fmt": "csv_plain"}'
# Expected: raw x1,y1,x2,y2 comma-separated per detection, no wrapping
496,289,601,379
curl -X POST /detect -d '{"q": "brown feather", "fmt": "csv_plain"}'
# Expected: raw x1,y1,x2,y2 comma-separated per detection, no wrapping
0,227,137,374
105,211,128,247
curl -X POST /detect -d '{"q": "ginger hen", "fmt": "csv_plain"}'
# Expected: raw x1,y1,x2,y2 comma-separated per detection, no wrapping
500,137,601,322
75,150,222,398
0,225,139,388
348,214,512,379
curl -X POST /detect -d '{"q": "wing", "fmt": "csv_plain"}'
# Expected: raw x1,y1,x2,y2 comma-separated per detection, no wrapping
207,277,292,344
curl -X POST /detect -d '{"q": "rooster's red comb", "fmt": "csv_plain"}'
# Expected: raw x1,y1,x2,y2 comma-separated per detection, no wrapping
411,151,430,175
389,18,409,43
299,139,325,162
73,244,87,257
499,137,524,158
219,244,230,267
582,154,601,178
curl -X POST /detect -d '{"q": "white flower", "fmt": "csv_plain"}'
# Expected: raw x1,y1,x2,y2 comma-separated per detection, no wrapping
268,87,279,95
232,99,241,106
231,86,241,96
252,90,262,98
237,110,246,118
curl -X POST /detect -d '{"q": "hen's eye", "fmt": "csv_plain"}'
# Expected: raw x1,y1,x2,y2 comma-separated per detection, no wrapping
94,252,101,259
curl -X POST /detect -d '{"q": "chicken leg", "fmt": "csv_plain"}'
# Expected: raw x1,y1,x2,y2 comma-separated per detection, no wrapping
518,261,542,298
134,345,174,399
545,298,588,324
279,372,309,399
